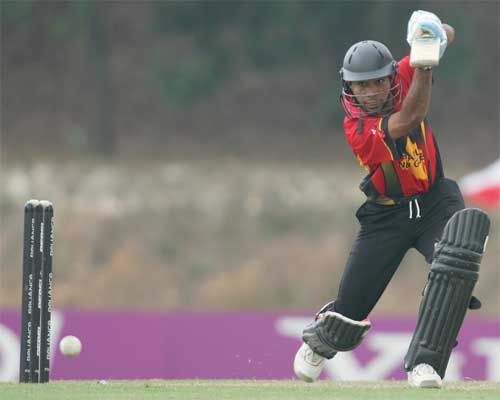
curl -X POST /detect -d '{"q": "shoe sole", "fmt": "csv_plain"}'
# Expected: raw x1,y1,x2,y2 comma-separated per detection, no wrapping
409,379,442,389
294,371,315,383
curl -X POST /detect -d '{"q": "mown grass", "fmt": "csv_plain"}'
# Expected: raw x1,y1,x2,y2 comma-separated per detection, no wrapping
0,380,498,400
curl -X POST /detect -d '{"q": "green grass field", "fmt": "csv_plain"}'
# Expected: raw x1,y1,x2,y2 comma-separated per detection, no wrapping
0,380,498,400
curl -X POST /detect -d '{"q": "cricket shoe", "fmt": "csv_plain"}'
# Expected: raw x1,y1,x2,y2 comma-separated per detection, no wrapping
293,342,326,382
407,363,442,389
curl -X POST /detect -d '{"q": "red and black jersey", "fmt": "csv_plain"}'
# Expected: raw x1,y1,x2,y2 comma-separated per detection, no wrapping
343,55,443,204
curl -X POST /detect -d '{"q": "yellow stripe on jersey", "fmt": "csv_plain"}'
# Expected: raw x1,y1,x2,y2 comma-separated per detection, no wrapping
419,120,433,183
420,121,427,146
378,118,395,161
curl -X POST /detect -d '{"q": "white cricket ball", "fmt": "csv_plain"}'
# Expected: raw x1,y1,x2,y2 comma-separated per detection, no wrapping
59,335,82,357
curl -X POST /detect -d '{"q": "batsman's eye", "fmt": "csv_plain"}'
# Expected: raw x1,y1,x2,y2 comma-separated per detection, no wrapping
351,82,365,90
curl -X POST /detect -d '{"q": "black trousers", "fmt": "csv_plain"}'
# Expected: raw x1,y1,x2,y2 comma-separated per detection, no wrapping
334,178,465,321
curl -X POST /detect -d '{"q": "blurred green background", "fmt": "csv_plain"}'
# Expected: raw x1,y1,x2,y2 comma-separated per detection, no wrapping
1,1,498,315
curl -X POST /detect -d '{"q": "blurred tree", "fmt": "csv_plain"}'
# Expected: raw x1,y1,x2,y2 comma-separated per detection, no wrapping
1,0,497,160
80,0,114,156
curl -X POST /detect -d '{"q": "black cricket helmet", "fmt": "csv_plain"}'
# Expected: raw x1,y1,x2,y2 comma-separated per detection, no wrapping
339,40,402,118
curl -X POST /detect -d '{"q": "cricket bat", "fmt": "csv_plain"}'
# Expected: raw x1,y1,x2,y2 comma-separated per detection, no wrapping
410,33,440,68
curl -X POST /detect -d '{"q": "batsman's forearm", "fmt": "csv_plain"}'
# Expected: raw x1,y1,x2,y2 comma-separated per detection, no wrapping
386,68,432,139
400,69,432,126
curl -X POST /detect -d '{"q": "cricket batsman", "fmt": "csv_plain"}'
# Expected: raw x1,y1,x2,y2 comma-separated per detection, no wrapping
293,10,490,388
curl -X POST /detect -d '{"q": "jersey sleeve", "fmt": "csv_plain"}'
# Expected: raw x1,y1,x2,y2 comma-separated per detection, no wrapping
344,117,402,165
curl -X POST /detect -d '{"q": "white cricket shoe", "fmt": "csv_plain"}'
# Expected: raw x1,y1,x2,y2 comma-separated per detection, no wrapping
407,363,442,388
293,343,326,382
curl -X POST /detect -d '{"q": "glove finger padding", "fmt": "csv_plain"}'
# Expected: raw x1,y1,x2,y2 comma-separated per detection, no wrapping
407,10,447,58
419,21,447,58
407,10,438,44
302,311,371,359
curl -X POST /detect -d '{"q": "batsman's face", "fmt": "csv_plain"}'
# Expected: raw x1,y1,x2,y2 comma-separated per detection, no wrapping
349,76,392,113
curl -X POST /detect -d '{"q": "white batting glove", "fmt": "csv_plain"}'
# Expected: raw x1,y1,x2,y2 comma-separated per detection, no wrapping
407,10,448,59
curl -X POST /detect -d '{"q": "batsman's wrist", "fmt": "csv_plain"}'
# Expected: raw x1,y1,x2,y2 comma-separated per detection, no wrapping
418,66,433,71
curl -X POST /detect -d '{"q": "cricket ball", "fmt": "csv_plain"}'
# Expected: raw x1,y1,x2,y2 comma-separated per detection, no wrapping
59,335,82,357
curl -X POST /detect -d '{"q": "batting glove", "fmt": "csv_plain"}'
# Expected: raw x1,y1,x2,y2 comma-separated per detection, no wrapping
407,10,448,59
